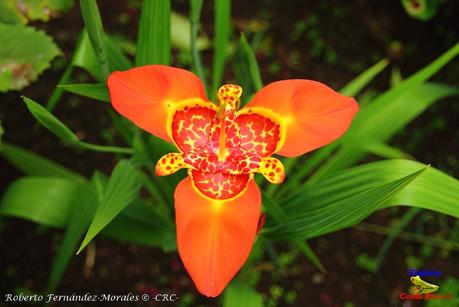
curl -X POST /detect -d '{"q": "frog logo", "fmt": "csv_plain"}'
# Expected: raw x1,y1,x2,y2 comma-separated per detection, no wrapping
410,275,439,294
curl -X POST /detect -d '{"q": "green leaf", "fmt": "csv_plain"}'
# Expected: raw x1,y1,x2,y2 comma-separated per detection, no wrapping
48,0,76,12
264,164,427,240
223,281,263,307
0,23,61,92
77,160,141,254
233,33,263,103
275,159,459,240
23,96,79,144
23,96,133,154
47,178,98,292
0,177,82,228
0,1,24,24
211,0,231,95
0,0,75,24
262,194,326,272
103,199,170,248
190,0,206,87
347,134,412,160
71,31,132,82
58,83,109,102
0,176,166,249
136,0,171,65
80,0,109,79
0,142,85,182
340,58,389,96
311,82,459,182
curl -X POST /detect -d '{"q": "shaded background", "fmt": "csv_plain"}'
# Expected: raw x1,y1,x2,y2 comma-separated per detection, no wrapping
1,0,459,306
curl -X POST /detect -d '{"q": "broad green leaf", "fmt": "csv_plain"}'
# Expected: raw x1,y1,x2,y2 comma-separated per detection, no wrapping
136,0,171,65
264,165,426,240
47,178,98,292
0,142,85,182
311,82,459,182
0,177,82,228
23,96,79,144
80,0,109,79
223,281,263,307
0,1,24,23
211,0,231,95
0,24,60,92
0,0,75,24
58,83,109,102
0,176,166,249
77,160,141,253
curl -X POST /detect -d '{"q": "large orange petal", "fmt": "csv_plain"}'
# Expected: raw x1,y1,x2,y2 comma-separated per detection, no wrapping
175,177,261,297
245,80,359,157
107,65,209,142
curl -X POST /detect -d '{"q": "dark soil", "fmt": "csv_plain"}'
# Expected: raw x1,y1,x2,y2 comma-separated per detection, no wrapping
1,0,458,306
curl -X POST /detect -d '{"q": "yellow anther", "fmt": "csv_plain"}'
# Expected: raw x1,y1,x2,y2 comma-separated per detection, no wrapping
258,157,285,184
217,84,242,112
155,153,188,176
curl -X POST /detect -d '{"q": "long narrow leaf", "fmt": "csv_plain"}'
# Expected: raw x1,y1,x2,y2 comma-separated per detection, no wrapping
275,159,459,241
77,160,141,253
0,142,85,182
47,179,99,292
340,58,389,96
23,96,133,154
80,0,109,79
58,83,109,102
265,165,426,240
190,0,206,87
273,57,391,195
136,0,171,65
311,82,459,182
211,0,231,95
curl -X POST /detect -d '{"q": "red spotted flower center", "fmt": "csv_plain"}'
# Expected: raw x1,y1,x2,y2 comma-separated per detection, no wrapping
156,84,286,200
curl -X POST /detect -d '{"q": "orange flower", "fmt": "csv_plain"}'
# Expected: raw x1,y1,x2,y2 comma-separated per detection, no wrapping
107,65,358,297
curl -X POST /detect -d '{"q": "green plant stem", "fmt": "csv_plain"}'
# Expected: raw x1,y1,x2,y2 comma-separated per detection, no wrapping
354,222,459,251
372,207,420,272
262,195,326,272
190,0,206,88
78,142,133,154
46,64,74,111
